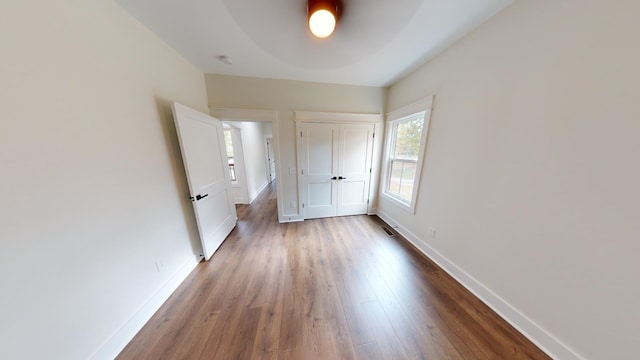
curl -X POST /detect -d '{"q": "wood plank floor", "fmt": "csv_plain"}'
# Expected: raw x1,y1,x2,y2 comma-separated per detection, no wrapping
118,182,550,359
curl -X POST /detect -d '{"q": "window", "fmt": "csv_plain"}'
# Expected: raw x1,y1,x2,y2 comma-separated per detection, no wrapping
223,129,237,182
382,97,433,212
387,113,424,202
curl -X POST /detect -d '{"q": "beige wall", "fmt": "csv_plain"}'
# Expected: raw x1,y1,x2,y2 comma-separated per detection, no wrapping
382,1,640,359
205,75,385,221
0,1,208,358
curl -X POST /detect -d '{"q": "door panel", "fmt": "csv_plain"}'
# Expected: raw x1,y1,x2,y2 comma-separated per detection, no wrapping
307,125,335,175
172,102,237,260
340,181,367,204
301,123,338,219
178,117,225,186
341,128,371,174
308,183,333,206
336,124,374,216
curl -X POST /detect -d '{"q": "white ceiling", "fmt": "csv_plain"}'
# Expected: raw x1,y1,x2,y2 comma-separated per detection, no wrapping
114,0,513,87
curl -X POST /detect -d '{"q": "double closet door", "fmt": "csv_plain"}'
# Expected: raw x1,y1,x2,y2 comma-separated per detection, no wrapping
300,122,375,219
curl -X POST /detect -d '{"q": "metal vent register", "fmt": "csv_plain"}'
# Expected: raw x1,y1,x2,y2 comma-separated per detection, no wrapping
379,225,395,236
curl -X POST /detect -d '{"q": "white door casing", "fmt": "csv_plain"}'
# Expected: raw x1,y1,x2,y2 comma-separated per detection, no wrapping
300,122,375,219
172,102,237,260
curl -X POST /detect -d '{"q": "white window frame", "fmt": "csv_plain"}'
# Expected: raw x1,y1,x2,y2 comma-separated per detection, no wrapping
381,97,433,213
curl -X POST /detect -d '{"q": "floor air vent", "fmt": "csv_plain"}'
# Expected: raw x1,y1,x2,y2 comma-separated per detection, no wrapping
379,225,395,236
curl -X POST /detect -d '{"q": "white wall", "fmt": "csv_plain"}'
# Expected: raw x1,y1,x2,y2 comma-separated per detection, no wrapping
381,1,640,359
235,121,270,202
0,1,208,359
227,126,249,203
205,75,385,221
262,122,273,138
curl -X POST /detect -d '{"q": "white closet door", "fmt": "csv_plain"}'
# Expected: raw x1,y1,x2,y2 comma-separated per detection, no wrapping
300,122,374,219
336,124,375,216
301,123,338,219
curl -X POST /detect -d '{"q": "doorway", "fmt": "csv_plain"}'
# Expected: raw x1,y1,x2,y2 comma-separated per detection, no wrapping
223,121,275,205
210,108,282,220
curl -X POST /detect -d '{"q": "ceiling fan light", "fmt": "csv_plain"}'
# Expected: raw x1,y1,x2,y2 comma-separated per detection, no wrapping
309,9,336,38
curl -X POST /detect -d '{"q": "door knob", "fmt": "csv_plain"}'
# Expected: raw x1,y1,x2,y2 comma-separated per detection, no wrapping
195,193,209,201
330,176,338,180
338,176,347,180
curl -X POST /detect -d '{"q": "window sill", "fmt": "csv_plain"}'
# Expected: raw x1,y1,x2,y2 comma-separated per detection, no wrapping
381,192,416,214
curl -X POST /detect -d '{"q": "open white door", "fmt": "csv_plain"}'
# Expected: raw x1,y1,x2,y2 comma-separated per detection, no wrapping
172,102,237,260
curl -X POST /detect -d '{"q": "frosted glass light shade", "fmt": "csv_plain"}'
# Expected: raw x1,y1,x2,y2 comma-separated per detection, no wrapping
309,9,336,38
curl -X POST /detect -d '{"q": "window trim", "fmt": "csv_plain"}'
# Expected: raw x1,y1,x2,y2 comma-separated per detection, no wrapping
381,97,433,213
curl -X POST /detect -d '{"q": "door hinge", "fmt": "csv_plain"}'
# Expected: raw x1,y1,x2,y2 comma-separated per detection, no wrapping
367,199,370,204
302,203,305,208
300,131,303,137
373,133,375,139
370,168,372,173
301,169,304,175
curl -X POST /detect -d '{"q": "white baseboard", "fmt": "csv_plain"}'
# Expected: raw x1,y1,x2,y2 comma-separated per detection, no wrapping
248,181,269,204
90,257,200,360
279,215,304,223
375,210,584,360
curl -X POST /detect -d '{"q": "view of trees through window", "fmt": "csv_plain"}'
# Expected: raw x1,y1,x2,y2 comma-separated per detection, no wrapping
387,113,425,203
393,116,423,159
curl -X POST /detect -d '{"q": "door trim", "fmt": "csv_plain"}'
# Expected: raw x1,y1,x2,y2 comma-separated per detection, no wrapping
295,111,382,124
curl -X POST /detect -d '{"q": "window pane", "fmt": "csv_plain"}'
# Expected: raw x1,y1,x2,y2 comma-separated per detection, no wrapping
388,160,402,194
397,162,416,202
388,160,416,203
224,130,234,157
392,116,424,160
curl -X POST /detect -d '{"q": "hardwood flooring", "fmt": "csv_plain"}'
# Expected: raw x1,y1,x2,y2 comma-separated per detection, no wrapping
118,182,550,359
